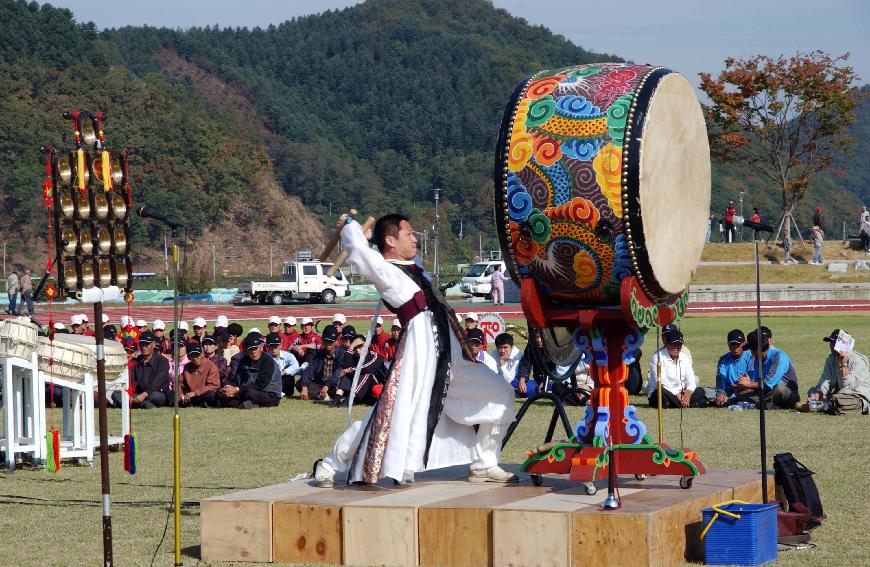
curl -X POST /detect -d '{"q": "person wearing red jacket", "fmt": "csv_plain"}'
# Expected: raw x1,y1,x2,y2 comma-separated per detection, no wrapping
723,201,737,243
370,316,390,359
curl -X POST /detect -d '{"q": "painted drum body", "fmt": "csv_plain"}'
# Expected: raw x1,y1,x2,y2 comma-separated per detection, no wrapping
494,63,711,306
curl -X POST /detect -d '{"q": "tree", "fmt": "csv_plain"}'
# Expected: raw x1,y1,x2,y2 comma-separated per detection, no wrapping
700,51,863,243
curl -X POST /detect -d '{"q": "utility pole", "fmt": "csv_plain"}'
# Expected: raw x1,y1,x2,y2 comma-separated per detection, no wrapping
269,244,273,278
478,233,483,262
163,235,170,286
432,187,441,288
738,191,745,242
212,245,216,285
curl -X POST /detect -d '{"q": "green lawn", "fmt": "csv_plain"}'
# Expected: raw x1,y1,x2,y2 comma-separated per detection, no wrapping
1,314,868,566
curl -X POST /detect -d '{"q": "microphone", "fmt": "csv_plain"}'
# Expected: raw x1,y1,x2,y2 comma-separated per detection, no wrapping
137,205,182,229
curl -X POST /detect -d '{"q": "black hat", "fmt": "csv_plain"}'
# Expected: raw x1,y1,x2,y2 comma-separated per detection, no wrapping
466,328,485,344
265,332,283,346
138,331,157,344
201,334,216,345
662,323,680,336
727,329,745,345
341,325,357,339
227,323,244,337
663,329,684,345
823,329,842,343
213,328,230,342
243,332,264,350
746,330,769,352
322,325,340,343
187,342,203,355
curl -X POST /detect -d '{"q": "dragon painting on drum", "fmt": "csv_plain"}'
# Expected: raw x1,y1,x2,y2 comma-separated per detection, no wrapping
496,63,710,310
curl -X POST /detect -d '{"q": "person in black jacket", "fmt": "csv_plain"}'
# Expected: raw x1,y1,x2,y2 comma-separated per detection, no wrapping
298,325,348,401
330,334,388,407
219,332,282,409
111,331,171,409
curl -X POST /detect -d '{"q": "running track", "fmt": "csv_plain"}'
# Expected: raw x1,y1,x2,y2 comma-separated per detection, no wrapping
21,298,870,325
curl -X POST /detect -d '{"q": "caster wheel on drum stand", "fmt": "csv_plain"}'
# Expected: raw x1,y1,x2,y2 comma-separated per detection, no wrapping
531,474,543,487
679,475,694,489
634,473,647,481
584,482,597,496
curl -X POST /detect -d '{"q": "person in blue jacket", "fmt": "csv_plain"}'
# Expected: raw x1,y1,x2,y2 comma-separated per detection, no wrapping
714,329,753,407
733,329,800,409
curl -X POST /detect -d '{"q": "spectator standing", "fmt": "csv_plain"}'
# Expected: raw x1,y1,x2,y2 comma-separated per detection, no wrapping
861,205,870,225
5,270,19,315
723,201,737,243
219,332,282,408
811,225,825,264
19,269,33,316
813,206,823,230
179,342,220,407
490,265,507,305
859,216,870,252
800,329,870,415
706,212,714,242
750,208,760,224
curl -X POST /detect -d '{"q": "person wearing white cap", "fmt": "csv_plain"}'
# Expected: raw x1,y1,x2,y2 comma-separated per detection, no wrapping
192,317,208,342
298,317,323,355
313,213,516,488
102,313,118,341
464,312,478,330
331,313,347,336
384,318,402,364
267,315,282,338
152,320,170,355
214,314,229,334
281,316,300,352
370,315,389,359
136,319,148,332
70,314,83,334
120,315,133,330
53,321,69,334
170,321,189,343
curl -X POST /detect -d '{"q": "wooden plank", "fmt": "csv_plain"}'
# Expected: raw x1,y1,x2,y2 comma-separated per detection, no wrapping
343,482,498,567
420,486,551,567
571,513,650,567
273,486,388,564
200,481,319,562
648,487,733,566
731,474,775,503
493,510,571,567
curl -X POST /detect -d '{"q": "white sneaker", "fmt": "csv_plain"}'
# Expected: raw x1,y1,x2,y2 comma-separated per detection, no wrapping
468,465,519,484
313,459,334,488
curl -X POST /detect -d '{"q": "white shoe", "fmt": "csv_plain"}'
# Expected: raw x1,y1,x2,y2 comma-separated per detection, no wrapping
468,465,519,484
313,459,334,488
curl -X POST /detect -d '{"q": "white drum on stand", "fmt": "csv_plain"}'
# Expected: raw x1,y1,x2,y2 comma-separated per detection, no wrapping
0,318,41,469
0,317,39,360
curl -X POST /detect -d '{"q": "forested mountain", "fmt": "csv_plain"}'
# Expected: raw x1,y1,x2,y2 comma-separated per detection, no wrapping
0,0,866,274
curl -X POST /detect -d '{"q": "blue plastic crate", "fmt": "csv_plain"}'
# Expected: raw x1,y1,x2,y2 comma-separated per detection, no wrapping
702,503,778,565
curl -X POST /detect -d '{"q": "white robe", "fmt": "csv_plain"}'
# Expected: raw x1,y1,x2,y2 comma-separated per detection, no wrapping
325,221,515,481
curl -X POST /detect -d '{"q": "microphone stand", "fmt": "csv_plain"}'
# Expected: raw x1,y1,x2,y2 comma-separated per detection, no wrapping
170,226,182,566
753,227,768,504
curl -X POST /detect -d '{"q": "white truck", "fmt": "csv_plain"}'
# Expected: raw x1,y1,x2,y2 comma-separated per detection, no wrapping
459,260,507,298
231,261,350,305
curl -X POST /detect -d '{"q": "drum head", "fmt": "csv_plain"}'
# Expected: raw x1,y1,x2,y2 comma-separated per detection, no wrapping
638,73,710,296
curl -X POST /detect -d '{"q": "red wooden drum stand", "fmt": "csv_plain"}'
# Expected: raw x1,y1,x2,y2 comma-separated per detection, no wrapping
517,277,704,490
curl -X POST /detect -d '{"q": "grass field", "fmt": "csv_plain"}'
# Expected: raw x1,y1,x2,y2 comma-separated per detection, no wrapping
1,314,869,566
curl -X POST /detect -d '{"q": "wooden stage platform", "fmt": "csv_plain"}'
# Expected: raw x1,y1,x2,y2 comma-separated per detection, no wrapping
201,467,773,566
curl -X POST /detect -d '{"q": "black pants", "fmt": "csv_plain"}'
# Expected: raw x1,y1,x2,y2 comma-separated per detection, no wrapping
730,384,799,409
861,233,869,251
282,375,296,397
724,221,735,243
219,389,280,408
648,388,708,408
185,390,218,407
112,390,169,409
336,374,381,405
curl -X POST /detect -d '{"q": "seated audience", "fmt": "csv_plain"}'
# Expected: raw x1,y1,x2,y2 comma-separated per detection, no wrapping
331,334,388,407
492,332,523,394
647,329,707,408
331,313,346,336
219,332,282,408
713,329,752,407
733,330,800,409
191,317,208,343
298,317,324,355
467,328,497,371
299,325,345,401
281,316,300,352
202,334,228,385
799,329,870,415
224,323,243,364
102,314,117,341
266,332,301,397
111,331,170,409
370,316,389,359
180,342,220,407
385,318,402,365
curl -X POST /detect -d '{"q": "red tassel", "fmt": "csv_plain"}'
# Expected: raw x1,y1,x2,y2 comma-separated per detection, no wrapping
51,429,61,472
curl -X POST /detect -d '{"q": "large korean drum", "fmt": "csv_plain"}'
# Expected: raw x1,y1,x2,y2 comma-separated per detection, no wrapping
0,318,39,360
37,334,127,381
494,63,711,306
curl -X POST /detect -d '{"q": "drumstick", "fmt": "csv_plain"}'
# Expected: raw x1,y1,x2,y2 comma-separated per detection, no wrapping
326,216,375,278
320,208,357,261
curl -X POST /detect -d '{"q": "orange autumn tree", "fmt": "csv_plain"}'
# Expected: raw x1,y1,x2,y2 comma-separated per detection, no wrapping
699,51,862,244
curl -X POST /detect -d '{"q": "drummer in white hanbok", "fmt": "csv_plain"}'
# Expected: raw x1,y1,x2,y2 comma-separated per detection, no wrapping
314,214,517,486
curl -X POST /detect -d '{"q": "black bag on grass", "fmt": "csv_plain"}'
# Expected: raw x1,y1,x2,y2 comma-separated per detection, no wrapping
773,452,826,528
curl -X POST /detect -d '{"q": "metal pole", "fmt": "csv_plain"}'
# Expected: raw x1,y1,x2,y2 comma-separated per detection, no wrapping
269,245,273,278
433,187,440,289
478,233,483,261
754,230,768,503
92,301,114,566
3,241,5,277
212,245,216,285
739,192,745,242
164,235,169,287
171,230,183,566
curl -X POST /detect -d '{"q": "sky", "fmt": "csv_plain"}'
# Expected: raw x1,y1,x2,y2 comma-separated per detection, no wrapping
47,0,869,92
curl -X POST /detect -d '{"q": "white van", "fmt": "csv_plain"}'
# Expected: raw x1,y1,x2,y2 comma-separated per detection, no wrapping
460,261,507,298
